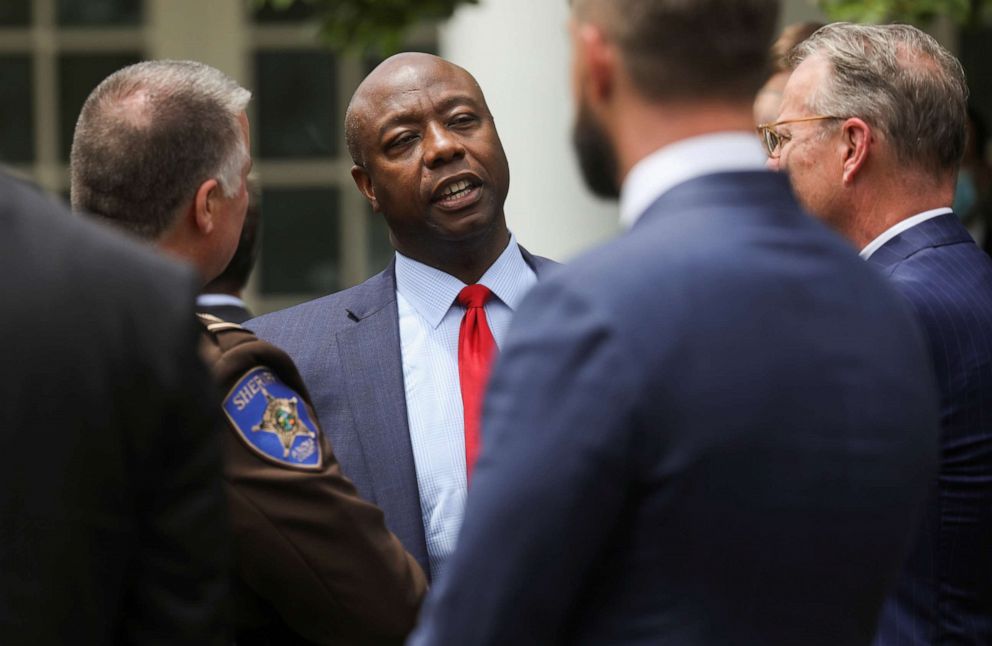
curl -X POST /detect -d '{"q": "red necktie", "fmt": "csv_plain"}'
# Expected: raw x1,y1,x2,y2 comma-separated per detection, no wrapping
457,284,497,483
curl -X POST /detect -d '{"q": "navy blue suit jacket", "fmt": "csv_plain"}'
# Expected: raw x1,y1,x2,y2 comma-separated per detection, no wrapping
410,171,940,646
869,214,992,645
247,246,553,576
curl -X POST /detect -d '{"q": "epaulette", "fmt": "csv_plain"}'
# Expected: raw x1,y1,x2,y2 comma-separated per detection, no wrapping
197,312,245,334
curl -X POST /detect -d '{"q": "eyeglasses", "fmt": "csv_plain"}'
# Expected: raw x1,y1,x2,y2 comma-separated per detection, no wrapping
756,115,842,158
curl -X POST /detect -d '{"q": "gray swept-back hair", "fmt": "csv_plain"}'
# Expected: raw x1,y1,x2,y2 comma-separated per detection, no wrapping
571,0,779,102
789,22,968,176
70,60,251,239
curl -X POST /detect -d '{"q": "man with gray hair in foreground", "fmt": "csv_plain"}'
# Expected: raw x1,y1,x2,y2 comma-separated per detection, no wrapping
71,59,425,645
767,22,992,645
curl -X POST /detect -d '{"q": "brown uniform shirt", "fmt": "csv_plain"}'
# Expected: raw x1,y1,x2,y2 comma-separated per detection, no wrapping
197,314,426,645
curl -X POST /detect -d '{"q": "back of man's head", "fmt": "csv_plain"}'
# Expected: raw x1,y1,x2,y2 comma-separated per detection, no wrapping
571,0,779,103
789,22,967,177
70,60,251,239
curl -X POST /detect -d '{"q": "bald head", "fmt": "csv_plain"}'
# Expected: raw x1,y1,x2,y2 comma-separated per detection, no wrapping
345,53,490,166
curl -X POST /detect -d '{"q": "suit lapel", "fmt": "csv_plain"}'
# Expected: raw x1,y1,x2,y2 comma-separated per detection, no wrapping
331,248,554,577
335,263,430,573
867,213,973,273
519,244,557,277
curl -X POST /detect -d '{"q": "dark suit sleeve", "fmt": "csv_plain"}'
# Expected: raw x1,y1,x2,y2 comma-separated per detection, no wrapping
122,277,231,644
211,332,427,644
411,279,643,646
882,256,992,642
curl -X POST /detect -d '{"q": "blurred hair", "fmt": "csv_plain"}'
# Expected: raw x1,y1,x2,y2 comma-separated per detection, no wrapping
790,22,968,176
571,0,779,102
770,21,824,72
70,60,251,239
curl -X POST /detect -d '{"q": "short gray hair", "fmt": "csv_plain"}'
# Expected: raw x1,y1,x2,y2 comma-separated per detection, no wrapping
70,60,251,239
790,22,968,176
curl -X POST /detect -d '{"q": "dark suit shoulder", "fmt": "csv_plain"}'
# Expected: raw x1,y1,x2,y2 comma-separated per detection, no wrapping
0,172,228,644
2,174,195,301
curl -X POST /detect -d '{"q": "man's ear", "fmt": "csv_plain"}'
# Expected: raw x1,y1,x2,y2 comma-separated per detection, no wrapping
193,178,220,234
840,118,872,186
351,165,380,212
574,22,616,104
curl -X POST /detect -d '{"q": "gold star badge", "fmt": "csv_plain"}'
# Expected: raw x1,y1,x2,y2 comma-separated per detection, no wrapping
252,386,316,457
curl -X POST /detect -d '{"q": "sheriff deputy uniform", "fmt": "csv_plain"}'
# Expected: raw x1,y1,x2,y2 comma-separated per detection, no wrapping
198,314,427,645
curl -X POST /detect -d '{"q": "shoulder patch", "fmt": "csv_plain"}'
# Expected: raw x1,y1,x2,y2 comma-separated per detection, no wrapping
223,366,322,470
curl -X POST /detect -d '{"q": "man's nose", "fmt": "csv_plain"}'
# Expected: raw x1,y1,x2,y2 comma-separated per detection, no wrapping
423,122,465,168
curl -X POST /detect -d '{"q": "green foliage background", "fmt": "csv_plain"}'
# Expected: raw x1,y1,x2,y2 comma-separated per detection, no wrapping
818,0,992,26
257,0,992,53
255,0,479,55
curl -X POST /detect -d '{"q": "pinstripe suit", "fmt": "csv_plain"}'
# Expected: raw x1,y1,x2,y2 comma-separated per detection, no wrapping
869,213,992,645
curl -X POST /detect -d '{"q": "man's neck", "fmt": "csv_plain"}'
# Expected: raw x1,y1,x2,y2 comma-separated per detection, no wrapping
844,174,955,250
400,228,511,285
612,99,757,185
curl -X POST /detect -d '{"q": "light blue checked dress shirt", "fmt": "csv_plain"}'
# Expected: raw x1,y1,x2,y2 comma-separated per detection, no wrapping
394,234,537,580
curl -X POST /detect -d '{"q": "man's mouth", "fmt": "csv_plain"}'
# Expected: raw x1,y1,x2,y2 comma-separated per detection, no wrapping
432,178,483,210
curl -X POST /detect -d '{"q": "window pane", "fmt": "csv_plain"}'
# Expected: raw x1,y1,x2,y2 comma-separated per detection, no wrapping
260,188,341,295
57,0,142,26
0,0,30,26
58,53,142,161
0,57,34,163
253,0,316,23
255,50,337,158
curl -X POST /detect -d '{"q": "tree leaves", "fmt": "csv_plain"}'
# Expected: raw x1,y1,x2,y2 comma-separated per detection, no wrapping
818,0,989,27
253,0,479,55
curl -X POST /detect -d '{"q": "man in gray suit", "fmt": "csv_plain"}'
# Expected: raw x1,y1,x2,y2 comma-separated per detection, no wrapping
248,53,553,580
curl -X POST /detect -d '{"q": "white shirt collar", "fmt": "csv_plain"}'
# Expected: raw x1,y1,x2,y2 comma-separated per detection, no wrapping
394,233,534,329
196,293,247,308
619,132,768,228
859,208,953,260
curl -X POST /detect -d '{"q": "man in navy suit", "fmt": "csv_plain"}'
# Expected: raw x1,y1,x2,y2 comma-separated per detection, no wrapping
248,53,553,580
769,23,992,645
409,2,941,645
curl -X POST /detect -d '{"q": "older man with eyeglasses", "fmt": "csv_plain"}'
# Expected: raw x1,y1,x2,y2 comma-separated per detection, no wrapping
767,22,992,646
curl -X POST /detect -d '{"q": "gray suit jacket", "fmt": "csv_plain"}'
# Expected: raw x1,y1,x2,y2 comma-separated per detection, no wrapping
247,245,554,575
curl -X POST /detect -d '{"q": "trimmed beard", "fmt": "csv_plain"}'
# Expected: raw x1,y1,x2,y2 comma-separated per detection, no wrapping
571,100,620,199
